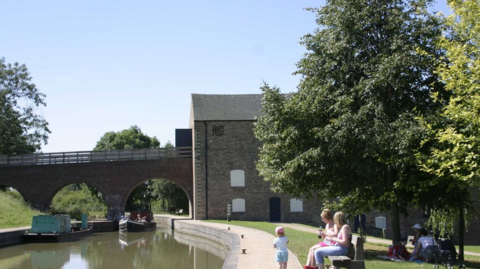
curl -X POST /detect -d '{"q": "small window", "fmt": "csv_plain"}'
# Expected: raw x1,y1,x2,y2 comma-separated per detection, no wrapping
212,125,224,136
232,198,245,212
375,216,386,230
290,198,303,212
231,170,245,187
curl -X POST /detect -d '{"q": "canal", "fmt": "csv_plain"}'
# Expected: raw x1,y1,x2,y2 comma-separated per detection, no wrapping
0,228,226,269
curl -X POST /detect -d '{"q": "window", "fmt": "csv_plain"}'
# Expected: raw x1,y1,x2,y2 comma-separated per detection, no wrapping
290,199,303,212
230,170,245,187
375,216,386,230
232,198,245,212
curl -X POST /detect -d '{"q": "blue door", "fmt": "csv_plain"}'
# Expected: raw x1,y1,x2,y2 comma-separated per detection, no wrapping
354,214,366,232
269,197,281,222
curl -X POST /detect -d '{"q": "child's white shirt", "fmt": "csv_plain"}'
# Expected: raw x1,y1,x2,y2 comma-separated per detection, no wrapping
273,236,289,252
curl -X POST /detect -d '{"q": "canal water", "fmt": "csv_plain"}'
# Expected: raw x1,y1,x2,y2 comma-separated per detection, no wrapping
0,228,226,269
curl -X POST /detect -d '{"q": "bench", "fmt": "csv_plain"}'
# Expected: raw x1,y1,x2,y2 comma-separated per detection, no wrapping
328,235,365,269
175,209,183,215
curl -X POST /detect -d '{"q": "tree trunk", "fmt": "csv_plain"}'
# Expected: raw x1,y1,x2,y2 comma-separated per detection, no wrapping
458,202,465,262
388,166,401,244
390,200,401,244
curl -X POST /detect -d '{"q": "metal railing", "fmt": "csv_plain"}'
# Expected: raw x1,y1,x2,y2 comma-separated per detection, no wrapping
0,147,192,167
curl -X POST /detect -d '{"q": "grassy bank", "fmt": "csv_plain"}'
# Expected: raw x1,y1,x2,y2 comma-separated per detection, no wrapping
205,220,480,269
0,191,43,229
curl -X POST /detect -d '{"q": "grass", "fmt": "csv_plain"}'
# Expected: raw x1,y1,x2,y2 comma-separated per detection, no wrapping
0,191,43,229
205,220,480,269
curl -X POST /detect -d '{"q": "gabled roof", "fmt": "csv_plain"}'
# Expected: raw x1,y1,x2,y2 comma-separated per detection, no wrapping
191,94,263,121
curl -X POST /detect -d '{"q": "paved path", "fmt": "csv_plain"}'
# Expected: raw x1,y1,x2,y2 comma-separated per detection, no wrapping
194,221,303,269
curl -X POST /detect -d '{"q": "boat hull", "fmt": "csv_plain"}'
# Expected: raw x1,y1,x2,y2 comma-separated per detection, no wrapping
119,219,156,232
23,229,93,243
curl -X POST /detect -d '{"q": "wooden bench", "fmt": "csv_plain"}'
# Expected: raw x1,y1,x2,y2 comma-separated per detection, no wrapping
175,209,183,215
328,235,365,269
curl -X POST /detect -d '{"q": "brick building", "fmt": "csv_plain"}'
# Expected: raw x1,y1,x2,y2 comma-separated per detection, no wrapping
190,94,324,224
188,93,480,245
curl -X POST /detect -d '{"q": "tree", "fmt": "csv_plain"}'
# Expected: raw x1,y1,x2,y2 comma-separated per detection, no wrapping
254,0,446,243
152,180,189,213
93,125,160,150
0,58,50,155
416,0,480,261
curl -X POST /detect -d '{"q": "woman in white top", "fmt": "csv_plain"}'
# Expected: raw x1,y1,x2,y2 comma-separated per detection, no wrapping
410,228,438,262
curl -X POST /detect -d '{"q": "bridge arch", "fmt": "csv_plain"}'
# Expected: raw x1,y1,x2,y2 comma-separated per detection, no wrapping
121,177,192,216
0,156,193,220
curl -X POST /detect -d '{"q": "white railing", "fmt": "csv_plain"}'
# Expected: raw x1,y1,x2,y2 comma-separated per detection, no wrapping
0,147,192,166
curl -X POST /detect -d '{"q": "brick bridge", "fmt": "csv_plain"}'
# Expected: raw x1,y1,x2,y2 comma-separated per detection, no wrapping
0,148,193,220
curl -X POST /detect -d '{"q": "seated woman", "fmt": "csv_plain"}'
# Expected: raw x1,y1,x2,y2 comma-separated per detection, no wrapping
305,209,338,268
314,211,351,269
410,228,439,262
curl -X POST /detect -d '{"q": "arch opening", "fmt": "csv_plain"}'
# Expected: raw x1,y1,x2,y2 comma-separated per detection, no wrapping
125,179,191,216
50,183,107,220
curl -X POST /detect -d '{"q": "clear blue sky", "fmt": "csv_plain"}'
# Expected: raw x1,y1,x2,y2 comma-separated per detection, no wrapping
1,1,451,153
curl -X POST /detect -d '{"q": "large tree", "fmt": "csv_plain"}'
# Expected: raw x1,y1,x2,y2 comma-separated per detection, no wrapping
417,0,480,261
0,58,50,155
255,0,447,243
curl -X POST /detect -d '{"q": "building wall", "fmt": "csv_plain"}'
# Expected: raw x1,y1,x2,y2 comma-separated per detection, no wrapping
192,116,480,244
362,194,480,245
193,120,324,224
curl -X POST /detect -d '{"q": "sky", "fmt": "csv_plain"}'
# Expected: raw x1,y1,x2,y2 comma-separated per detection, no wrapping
1,1,452,153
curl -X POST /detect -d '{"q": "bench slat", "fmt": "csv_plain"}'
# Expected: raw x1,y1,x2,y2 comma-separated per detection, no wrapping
329,256,351,262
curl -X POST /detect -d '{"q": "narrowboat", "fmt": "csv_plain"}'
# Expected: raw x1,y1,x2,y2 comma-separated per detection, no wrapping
119,211,156,232
23,214,93,243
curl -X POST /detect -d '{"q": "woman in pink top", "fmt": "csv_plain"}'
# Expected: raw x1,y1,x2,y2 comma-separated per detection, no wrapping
314,211,351,269
305,209,338,267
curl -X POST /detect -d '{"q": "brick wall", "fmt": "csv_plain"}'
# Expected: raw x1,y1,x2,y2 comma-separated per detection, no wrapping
0,158,193,220
193,120,324,224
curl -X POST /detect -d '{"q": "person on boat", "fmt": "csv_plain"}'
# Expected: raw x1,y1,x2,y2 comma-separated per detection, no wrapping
141,216,147,222
136,214,142,222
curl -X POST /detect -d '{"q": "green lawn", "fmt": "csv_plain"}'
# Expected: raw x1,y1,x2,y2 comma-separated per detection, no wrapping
0,191,43,229
205,220,480,269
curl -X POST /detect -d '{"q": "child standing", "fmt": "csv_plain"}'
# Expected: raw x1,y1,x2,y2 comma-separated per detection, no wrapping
273,226,289,269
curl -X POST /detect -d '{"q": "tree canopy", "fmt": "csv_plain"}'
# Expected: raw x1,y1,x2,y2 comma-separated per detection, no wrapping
93,125,160,150
416,0,480,260
254,0,446,243
0,58,49,155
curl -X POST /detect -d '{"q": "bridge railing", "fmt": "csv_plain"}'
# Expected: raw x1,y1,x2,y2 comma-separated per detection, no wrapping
0,147,192,166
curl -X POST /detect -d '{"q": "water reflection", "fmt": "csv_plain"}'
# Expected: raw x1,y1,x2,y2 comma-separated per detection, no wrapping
0,228,225,269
